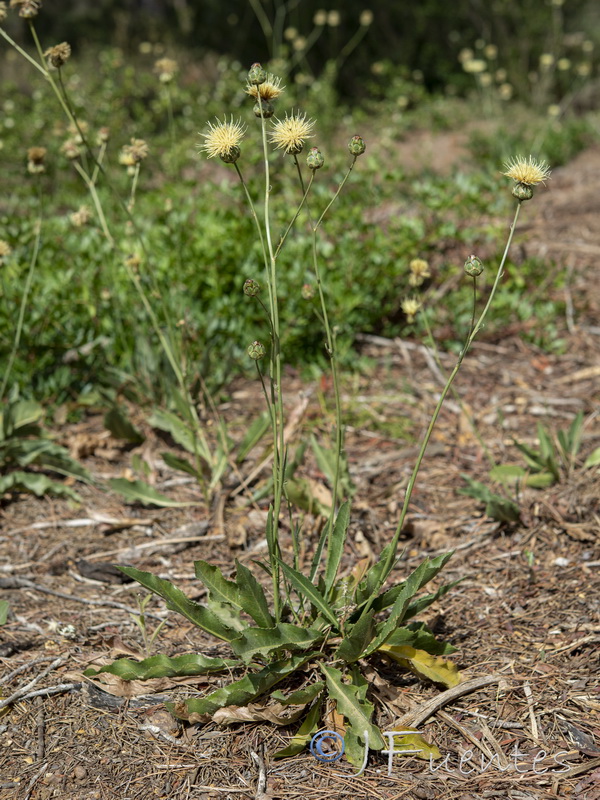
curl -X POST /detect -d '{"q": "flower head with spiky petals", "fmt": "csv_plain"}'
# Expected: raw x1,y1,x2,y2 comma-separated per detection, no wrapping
269,111,314,155
401,297,422,323
503,156,551,186
199,117,246,163
246,74,285,102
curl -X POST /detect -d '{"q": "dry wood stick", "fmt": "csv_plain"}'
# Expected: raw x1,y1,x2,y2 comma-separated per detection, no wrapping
398,674,505,728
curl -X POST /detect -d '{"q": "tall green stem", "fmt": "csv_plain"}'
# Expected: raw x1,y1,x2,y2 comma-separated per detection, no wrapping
256,96,283,620
374,201,523,591
291,156,358,582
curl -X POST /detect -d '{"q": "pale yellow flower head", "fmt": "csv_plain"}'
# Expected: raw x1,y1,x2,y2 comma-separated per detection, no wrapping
401,297,422,323
119,138,149,166
269,111,314,155
154,57,178,83
503,155,551,187
199,117,246,163
245,74,285,102
70,205,91,227
409,258,431,287
0,239,12,264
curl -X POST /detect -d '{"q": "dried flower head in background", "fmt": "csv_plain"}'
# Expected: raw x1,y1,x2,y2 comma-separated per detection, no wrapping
67,119,89,145
503,155,551,187
27,146,46,174
96,126,110,145
246,74,285,102
61,138,81,160
401,297,422,323
10,0,41,18
199,117,246,163
154,57,178,84
0,240,12,264
124,253,142,272
119,138,149,167
0,2,8,22
44,42,71,68
269,112,314,155
409,258,431,287
70,205,91,227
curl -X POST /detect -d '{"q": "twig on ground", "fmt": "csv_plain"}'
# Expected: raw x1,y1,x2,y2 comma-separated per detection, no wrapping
398,674,505,728
0,656,58,686
35,695,45,760
0,575,165,621
0,657,64,711
23,761,48,800
251,748,268,798
9,682,82,705
523,681,540,742
554,755,600,780
436,708,497,762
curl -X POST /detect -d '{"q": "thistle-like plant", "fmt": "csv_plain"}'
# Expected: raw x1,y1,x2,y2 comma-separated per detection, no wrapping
86,66,551,769
1,4,229,503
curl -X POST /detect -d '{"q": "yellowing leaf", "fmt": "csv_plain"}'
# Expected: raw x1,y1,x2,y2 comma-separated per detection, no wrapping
384,728,441,761
378,643,461,688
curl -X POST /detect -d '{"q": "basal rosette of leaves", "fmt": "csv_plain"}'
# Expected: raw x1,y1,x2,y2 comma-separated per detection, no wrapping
85,503,461,765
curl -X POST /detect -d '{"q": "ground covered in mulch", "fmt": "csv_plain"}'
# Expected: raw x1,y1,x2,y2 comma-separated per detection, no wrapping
1,146,599,800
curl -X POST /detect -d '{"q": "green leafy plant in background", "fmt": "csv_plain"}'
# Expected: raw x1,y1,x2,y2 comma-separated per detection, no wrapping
85,59,552,767
0,397,91,501
460,410,600,523
496,411,600,488
1,5,231,505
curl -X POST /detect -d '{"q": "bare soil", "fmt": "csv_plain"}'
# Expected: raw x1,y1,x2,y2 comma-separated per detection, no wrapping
1,145,599,800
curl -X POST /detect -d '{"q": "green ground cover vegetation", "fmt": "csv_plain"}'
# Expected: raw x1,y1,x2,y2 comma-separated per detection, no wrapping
1,30,597,408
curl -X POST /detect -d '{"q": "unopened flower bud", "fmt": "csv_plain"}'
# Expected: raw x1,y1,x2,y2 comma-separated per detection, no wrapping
306,147,324,170
348,135,366,156
247,340,266,360
243,278,261,296
512,183,534,201
301,283,314,299
464,255,484,277
220,145,241,164
254,100,274,118
248,62,267,85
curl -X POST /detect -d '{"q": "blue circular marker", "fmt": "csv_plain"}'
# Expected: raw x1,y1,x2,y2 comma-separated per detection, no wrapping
310,730,345,763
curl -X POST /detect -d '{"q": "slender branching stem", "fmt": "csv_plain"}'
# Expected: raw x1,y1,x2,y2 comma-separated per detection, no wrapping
294,156,357,579
256,93,283,619
373,200,524,594
72,161,113,244
234,163,267,256
274,170,314,258
421,307,496,469
91,141,107,186
0,27,46,74
128,163,141,211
